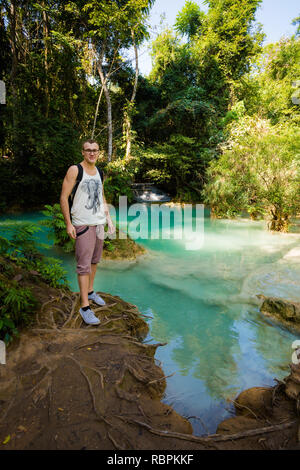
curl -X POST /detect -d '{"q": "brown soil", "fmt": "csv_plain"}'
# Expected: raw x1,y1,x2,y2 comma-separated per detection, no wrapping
0,276,300,450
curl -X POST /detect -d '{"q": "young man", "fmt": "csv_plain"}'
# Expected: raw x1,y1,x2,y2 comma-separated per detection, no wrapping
60,139,115,325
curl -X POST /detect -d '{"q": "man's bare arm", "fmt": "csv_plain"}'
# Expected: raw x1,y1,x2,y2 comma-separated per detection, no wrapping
60,165,78,239
102,186,115,235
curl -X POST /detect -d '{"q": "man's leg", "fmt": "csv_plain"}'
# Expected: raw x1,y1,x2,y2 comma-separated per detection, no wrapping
78,274,90,308
89,263,98,293
87,227,105,305
75,226,100,325
75,225,94,308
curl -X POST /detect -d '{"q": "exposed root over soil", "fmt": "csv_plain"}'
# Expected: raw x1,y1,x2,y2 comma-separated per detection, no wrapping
1,277,300,449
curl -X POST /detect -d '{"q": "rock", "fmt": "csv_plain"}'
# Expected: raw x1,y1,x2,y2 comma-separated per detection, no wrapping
285,379,300,400
284,362,300,400
216,415,263,435
234,387,272,419
259,296,300,323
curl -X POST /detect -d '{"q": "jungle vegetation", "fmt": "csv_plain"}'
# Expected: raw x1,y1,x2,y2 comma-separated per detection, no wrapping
0,0,299,231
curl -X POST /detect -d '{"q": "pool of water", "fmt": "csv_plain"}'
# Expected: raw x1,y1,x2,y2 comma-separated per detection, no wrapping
1,207,300,435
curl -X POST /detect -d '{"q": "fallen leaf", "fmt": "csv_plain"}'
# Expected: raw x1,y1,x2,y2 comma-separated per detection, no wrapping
2,435,11,445
13,274,23,282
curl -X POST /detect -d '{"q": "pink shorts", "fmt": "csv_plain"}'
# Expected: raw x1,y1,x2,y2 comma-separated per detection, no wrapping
75,225,104,275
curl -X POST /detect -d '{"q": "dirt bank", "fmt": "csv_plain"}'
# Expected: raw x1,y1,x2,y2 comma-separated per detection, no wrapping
0,274,300,450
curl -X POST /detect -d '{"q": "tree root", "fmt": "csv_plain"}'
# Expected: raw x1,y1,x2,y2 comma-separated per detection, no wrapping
229,398,259,420
93,303,117,313
23,368,52,400
272,380,285,407
148,372,175,385
84,365,105,390
100,317,124,328
184,415,210,435
123,418,298,443
67,355,110,425
125,339,167,350
114,386,140,403
62,295,80,328
107,431,125,450
74,339,120,350
116,362,149,386
40,297,57,313
32,328,62,334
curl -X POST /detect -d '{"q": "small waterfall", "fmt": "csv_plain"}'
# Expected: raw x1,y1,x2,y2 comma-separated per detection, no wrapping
131,183,171,203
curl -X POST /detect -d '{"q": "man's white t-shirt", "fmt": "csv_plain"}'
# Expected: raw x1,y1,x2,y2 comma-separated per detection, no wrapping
71,169,107,227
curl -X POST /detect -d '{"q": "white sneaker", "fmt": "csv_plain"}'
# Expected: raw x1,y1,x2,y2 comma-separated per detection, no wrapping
79,308,100,325
88,292,106,306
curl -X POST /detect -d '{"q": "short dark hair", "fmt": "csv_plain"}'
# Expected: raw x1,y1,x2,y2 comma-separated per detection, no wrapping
82,139,99,150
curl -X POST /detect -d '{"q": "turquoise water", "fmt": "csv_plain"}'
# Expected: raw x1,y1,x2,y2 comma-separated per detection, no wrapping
1,207,300,435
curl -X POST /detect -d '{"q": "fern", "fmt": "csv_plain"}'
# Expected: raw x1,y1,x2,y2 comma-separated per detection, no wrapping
41,203,75,252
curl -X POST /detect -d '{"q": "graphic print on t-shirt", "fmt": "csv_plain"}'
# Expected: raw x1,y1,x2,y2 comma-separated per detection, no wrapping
82,179,101,214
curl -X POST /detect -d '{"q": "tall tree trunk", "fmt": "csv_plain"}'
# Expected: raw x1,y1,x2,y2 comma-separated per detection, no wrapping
8,0,18,150
42,2,49,118
92,45,119,143
93,42,113,161
124,30,139,159
91,84,104,139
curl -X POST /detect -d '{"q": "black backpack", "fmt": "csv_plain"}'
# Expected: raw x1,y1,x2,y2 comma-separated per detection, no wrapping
68,163,104,215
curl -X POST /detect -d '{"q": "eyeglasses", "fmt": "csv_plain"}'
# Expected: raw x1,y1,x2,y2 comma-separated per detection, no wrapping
83,149,99,154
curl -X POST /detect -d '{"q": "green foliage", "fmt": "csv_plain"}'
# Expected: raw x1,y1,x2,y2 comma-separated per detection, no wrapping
1,0,299,233
175,1,205,39
41,204,75,253
203,116,300,231
35,257,68,288
0,220,69,342
220,101,246,127
241,37,300,125
13,115,81,207
0,276,38,344
0,221,43,261
0,1,97,209
134,136,214,201
0,221,69,287
1,283,37,325
104,159,135,205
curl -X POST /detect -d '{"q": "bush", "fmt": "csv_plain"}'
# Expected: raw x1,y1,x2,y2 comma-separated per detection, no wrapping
203,116,300,231
42,204,75,252
35,256,68,288
0,280,38,343
0,221,69,343
103,158,135,205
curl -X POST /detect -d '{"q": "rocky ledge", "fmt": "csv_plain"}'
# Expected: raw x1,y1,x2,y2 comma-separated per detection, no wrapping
258,295,300,332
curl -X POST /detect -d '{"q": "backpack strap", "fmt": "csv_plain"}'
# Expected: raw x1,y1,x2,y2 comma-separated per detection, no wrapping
96,166,104,183
68,163,83,216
